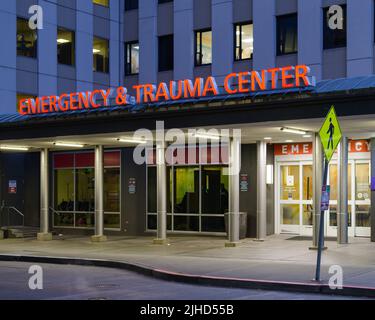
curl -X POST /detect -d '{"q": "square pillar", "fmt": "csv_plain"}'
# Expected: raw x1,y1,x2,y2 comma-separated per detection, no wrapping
337,137,349,244
91,145,107,242
255,140,267,241
38,148,52,241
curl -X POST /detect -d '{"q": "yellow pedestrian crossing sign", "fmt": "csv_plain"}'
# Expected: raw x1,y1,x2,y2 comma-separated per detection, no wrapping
319,106,342,162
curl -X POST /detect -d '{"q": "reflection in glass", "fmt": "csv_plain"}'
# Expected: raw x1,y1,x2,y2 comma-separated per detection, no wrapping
75,213,94,228
302,204,313,226
104,214,120,229
76,168,95,212
355,163,370,201
173,167,199,214
104,168,120,212
281,204,299,225
280,165,300,200
235,23,253,60
356,205,370,227
195,30,212,65
54,169,75,211
17,18,37,58
54,213,74,227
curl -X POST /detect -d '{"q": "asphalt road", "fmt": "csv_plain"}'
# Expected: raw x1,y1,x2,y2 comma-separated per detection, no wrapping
0,261,367,300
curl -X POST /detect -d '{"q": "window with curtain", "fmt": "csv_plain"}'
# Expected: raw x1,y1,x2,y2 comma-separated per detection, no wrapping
276,13,298,55
195,30,212,66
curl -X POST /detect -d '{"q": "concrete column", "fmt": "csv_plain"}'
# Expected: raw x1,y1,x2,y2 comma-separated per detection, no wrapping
225,136,241,247
347,0,374,77
311,133,324,249
371,138,375,242
212,0,233,87
174,0,194,80
92,145,107,242
76,0,94,92
154,140,168,244
38,0,58,96
253,0,276,70
38,148,52,241
0,1,16,113
337,137,349,244
139,0,158,84
256,141,267,241
298,0,323,81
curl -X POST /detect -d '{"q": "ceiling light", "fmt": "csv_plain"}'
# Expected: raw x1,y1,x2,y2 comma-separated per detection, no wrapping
134,46,139,50
264,137,272,140
192,133,221,140
117,138,147,144
93,48,101,53
0,145,30,151
285,140,294,143
280,127,307,135
54,142,85,148
57,38,70,44
303,134,312,138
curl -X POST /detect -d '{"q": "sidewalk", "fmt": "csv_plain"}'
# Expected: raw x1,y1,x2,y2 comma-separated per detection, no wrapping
0,234,374,297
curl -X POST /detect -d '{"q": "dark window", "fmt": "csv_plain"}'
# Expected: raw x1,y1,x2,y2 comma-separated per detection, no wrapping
159,0,173,3
125,0,138,11
195,29,212,66
323,5,347,49
125,41,139,75
17,18,37,58
234,22,253,61
57,28,75,66
276,13,298,55
93,37,109,73
158,34,174,72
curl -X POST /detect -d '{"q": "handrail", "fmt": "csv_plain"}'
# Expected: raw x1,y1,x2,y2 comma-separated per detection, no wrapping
8,207,24,218
49,207,62,215
0,206,24,227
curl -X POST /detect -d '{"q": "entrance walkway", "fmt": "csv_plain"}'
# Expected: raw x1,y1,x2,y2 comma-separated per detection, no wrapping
0,235,374,296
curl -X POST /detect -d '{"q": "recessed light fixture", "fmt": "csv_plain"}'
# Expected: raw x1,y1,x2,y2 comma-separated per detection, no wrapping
54,142,85,148
117,138,147,144
280,127,307,135
93,48,101,53
57,38,70,44
285,140,294,143
192,133,221,140
264,137,272,140
0,145,30,151
303,134,312,138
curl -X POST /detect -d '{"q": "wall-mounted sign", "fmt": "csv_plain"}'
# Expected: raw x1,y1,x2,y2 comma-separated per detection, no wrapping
240,174,248,192
18,65,315,115
8,180,17,194
321,185,331,211
128,178,136,194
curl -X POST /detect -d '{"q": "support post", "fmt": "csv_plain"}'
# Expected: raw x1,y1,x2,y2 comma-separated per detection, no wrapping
371,138,375,242
225,135,241,247
255,140,267,241
337,137,349,244
91,145,107,242
154,140,168,244
37,148,52,241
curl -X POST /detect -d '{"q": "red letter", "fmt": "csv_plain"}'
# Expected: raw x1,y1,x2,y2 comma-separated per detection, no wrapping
100,88,112,106
267,68,280,89
169,81,183,100
90,90,102,108
58,94,69,111
224,73,238,94
203,77,219,96
19,99,29,115
295,65,310,87
251,70,267,91
238,72,250,93
281,66,295,89
184,78,204,98
155,83,170,101
78,92,90,109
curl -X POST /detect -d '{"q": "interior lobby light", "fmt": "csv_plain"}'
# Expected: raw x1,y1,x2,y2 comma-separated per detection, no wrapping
303,134,312,138
264,137,272,140
192,133,221,140
117,138,147,144
285,140,294,143
93,48,101,53
266,164,274,184
57,38,70,44
280,127,307,135
54,142,85,148
0,145,29,151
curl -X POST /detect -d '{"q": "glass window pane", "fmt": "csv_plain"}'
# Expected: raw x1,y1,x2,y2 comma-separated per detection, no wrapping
54,212,74,227
355,163,370,201
17,18,37,58
54,169,75,211
125,0,138,10
201,31,212,64
201,166,228,214
76,168,95,212
104,214,120,229
174,216,199,231
329,205,352,227
158,35,174,72
57,28,75,66
147,167,157,213
104,168,120,212
75,213,95,228
93,37,109,73
131,43,139,74
356,205,370,227
329,164,338,200
277,14,298,55
280,165,300,200
201,216,225,232
93,0,109,6
281,204,299,225
147,214,171,230
174,167,199,214
302,165,313,200
241,24,253,60
348,163,352,201
323,5,347,49
302,204,313,226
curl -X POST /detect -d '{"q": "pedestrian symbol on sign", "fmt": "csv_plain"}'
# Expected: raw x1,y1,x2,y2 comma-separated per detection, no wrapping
326,118,334,150
319,106,342,162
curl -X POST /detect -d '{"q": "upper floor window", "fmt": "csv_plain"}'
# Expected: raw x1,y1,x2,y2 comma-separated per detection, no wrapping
93,0,109,6
125,41,139,75
158,35,174,72
234,22,253,61
323,5,347,49
159,0,173,3
57,28,75,66
276,13,298,55
17,93,36,113
195,29,212,66
17,18,37,58
93,37,109,73
125,0,138,11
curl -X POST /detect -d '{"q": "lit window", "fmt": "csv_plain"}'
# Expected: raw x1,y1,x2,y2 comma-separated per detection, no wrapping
93,37,109,73
93,0,109,7
158,35,174,72
17,93,36,113
17,18,37,58
125,0,138,10
125,42,139,75
323,5,347,49
234,22,253,61
57,28,75,66
276,14,298,55
195,30,212,66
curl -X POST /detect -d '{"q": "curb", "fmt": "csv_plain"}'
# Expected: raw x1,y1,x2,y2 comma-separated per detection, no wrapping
0,254,374,298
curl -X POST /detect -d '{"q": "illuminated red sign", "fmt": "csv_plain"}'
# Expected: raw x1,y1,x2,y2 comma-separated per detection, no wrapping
18,65,315,115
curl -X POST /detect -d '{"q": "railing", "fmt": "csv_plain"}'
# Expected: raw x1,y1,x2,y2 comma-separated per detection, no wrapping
0,205,25,228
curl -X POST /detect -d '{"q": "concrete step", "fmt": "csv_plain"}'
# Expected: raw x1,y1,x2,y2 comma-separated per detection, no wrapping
2,227,40,239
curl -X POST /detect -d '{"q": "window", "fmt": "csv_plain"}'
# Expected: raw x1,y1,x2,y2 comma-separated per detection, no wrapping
323,5,347,49
195,30,212,66
17,18,37,58
159,0,173,3
93,0,109,6
276,13,298,55
125,41,139,75
93,37,109,73
234,22,253,61
57,28,75,66
125,0,138,10
17,93,36,113
158,34,174,72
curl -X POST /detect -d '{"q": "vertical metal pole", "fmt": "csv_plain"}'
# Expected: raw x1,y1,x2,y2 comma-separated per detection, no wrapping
337,137,349,244
256,140,267,241
92,145,106,242
154,140,168,244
